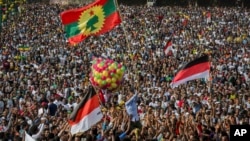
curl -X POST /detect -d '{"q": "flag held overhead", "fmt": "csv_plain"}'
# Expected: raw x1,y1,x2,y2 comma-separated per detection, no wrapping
164,39,173,56
69,85,103,135
171,55,210,88
60,0,121,45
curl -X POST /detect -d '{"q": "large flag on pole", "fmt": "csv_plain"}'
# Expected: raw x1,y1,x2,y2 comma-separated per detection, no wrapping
171,55,210,88
60,0,121,45
125,94,139,122
69,86,103,135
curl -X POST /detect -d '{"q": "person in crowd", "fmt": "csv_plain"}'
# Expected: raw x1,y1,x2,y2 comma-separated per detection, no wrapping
0,2,249,141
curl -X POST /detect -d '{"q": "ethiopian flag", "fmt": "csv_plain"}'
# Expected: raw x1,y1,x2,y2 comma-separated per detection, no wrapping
60,0,121,45
18,46,30,52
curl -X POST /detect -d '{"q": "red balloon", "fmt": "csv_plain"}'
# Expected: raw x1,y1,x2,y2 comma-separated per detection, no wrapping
93,64,98,70
89,76,94,83
108,59,114,64
116,81,120,85
108,71,113,76
100,68,105,72
104,64,108,69
118,64,122,68
107,83,111,87
96,68,101,72
92,82,97,86
103,85,107,89
101,76,106,80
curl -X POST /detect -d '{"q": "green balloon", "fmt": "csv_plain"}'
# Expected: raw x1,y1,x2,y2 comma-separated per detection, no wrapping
100,62,104,67
102,81,106,85
96,74,101,79
91,60,96,64
121,66,126,71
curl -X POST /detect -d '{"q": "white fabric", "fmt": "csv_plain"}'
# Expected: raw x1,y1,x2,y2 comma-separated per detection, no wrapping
25,131,36,141
70,107,103,135
171,70,210,88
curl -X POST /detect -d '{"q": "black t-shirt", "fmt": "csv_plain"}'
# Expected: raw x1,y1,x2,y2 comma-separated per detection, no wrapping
48,103,57,116
203,129,211,141
36,56,42,64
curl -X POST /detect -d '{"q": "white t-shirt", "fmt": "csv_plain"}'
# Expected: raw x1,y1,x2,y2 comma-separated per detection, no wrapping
38,108,44,116
149,101,159,108
161,101,168,109
72,103,78,110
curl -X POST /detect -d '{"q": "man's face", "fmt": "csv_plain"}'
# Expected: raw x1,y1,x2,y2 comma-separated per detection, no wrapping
44,129,49,137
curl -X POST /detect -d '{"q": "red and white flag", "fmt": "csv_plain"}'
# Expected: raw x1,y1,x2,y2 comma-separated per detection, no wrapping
69,86,103,135
164,39,173,56
171,55,210,88
206,12,211,24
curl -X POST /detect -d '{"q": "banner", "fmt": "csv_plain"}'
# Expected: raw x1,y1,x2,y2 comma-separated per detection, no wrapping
125,94,139,122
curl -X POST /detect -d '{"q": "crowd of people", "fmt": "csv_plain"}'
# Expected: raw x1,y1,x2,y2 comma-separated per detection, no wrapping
0,2,250,141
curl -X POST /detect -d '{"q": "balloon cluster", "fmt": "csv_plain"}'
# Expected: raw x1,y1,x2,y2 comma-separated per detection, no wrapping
90,57,126,91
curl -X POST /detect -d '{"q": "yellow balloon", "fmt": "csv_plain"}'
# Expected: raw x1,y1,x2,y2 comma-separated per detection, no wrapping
102,71,108,77
111,77,116,83
106,78,111,83
111,83,117,89
99,81,104,87
97,64,101,68
111,63,116,68
116,69,122,75
115,74,122,79
94,77,98,83
108,65,114,70
93,70,99,76
97,79,102,85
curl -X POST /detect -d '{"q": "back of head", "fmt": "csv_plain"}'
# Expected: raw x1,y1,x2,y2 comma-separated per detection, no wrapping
122,138,131,141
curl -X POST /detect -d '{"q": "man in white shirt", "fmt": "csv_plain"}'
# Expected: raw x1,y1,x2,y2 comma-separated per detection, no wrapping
149,98,159,108
161,97,168,110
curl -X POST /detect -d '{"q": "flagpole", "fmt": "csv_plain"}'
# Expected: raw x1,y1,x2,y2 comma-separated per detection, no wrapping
113,0,131,53
89,81,105,108
207,73,211,94
208,55,212,94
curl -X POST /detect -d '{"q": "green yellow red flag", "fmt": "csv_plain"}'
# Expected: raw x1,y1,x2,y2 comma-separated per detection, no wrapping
18,46,30,52
60,0,121,45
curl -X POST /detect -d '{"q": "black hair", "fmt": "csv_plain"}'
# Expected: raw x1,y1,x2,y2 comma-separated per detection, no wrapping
123,137,132,141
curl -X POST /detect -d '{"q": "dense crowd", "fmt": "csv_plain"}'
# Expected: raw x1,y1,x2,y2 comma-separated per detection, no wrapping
0,2,250,141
